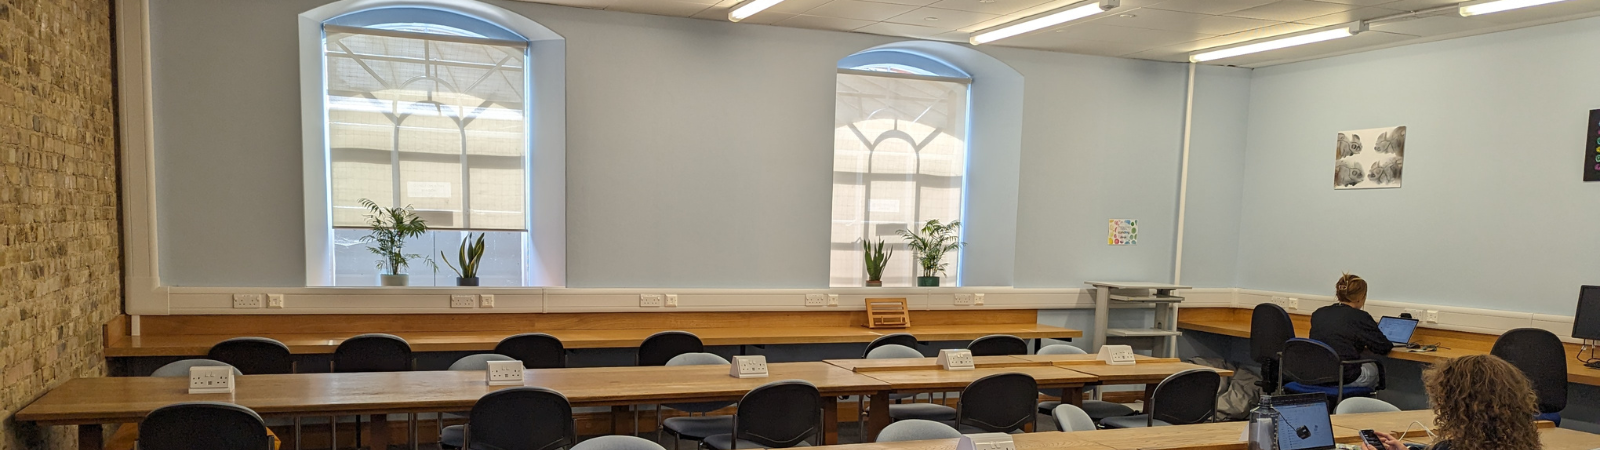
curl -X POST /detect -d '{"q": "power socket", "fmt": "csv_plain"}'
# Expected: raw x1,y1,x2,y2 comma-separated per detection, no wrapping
451,295,476,308
665,294,679,307
954,294,974,306
640,294,664,307
188,365,235,394
479,294,495,308
266,294,285,309
937,349,975,371
730,355,769,378
1287,297,1299,310
232,294,264,309
1404,308,1424,319
974,293,985,306
804,294,826,307
486,360,525,386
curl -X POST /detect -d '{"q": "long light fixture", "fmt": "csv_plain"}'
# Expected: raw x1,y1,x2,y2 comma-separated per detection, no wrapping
1459,0,1572,16
1190,22,1366,63
969,0,1119,45
728,0,785,22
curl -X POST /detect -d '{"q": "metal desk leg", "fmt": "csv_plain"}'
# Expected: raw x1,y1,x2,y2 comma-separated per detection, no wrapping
78,424,103,450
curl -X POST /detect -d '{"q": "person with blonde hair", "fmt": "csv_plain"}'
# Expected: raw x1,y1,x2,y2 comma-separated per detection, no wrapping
1362,354,1542,450
1308,273,1390,388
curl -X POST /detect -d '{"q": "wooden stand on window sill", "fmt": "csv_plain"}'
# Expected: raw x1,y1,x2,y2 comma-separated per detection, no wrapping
864,298,910,329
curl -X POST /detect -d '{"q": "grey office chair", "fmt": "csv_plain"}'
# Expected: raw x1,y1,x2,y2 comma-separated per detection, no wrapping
967,334,1029,356
1334,397,1399,415
451,387,576,450
439,353,519,443
870,344,957,424
139,402,275,450
1050,404,1096,432
1033,344,1136,423
875,419,962,443
1100,369,1220,429
703,380,824,450
151,359,242,378
661,353,736,450
956,373,1037,434
572,435,666,450
864,333,921,358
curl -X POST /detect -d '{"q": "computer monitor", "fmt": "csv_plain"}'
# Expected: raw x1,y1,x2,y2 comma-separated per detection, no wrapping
1378,316,1419,344
1575,286,1600,341
1272,393,1336,450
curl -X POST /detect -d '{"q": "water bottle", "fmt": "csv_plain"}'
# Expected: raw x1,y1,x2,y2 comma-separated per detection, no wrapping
1247,395,1281,450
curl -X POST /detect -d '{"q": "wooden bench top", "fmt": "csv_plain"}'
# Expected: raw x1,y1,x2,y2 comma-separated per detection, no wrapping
823,355,1050,372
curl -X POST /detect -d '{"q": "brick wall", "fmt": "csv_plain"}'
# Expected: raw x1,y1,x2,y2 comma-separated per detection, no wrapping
0,0,121,448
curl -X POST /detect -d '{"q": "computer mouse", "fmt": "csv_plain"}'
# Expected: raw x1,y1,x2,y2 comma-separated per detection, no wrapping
1297,425,1312,440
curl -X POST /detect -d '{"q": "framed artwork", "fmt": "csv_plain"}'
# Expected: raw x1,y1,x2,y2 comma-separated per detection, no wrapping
1335,126,1405,189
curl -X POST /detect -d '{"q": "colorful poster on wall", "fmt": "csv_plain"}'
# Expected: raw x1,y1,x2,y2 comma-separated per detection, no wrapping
1108,219,1137,246
1586,110,1600,182
1335,126,1405,189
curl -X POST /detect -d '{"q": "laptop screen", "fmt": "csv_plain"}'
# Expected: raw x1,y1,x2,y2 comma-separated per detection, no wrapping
1378,316,1419,344
1273,394,1336,450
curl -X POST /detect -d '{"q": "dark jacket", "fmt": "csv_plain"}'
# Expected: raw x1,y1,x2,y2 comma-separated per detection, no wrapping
1308,303,1392,382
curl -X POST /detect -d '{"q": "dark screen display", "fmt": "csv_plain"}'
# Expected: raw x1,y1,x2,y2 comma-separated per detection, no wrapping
1576,286,1600,340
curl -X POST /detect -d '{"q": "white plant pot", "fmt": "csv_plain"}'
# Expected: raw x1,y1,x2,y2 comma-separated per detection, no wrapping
379,274,409,286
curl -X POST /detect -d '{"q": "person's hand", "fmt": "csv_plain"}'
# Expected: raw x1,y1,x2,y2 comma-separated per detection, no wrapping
1374,431,1407,450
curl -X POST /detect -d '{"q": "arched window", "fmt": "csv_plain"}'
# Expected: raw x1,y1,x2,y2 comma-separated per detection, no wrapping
831,50,972,287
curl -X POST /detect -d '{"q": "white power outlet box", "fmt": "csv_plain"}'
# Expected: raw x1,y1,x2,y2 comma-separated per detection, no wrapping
1404,308,1423,319
973,293,985,306
232,294,264,309
957,433,1016,450
665,294,679,307
827,294,838,306
1425,310,1439,323
937,349,975,371
1287,297,1299,310
189,365,235,394
479,294,495,308
954,294,974,306
1270,296,1287,307
804,294,826,307
451,295,476,308
486,360,525,386
1097,345,1137,366
730,355,769,378
266,294,285,309
640,294,664,307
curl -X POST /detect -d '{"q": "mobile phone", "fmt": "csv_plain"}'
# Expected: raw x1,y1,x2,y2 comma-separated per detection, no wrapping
1360,429,1384,449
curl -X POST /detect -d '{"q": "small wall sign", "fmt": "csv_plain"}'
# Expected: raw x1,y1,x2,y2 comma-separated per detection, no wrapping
1108,219,1137,246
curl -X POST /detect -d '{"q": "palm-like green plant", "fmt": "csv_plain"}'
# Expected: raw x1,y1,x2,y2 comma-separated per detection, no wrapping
861,238,893,283
442,233,486,279
898,219,963,278
359,198,431,275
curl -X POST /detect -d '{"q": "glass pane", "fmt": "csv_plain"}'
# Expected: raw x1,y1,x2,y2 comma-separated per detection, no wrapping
333,228,527,286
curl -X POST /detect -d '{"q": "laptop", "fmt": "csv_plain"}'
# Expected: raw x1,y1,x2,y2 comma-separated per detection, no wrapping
1272,393,1336,450
1378,316,1419,348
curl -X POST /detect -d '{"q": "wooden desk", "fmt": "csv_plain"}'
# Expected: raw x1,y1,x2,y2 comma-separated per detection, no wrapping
824,356,1048,372
800,432,1117,450
17,362,891,450
1329,410,1436,439
856,367,1096,408
1061,420,1360,450
1535,428,1600,450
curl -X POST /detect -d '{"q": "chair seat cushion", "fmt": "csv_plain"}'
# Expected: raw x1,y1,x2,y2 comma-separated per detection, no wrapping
888,403,957,421
1099,415,1172,429
1284,382,1375,397
956,425,1025,434
1038,400,1135,421
664,416,734,440
440,425,464,449
1037,400,1060,414
703,434,812,450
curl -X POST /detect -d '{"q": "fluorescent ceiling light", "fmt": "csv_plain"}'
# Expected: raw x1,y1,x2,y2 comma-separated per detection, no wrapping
729,0,785,22
1459,0,1571,16
969,0,1119,45
1190,23,1366,63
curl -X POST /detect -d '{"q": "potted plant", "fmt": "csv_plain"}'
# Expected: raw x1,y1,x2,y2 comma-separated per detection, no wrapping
898,219,962,287
442,233,486,286
861,238,893,287
358,198,431,286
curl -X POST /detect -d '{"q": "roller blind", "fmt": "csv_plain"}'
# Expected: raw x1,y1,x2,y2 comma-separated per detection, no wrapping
325,26,528,230
830,72,969,287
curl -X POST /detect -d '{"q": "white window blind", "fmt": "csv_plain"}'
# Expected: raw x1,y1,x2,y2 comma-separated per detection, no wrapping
325,26,528,231
830,72,969,287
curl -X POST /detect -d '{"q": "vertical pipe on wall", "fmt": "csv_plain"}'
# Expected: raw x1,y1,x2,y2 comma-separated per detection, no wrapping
1172,63,1197,285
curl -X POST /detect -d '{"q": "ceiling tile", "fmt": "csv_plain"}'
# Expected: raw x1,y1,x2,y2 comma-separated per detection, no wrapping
870,0,946,6
807,0,922,20
1161,21,1323,55
773,13,879,30
1295,6,1403,25
1368,14,1480,36
927,0,1056,15
764,0,838,14
1219,29,1416,66
856,21,970,40
886,7,1001,28
1051,22,1217,46
1314,0,1394,6
1091,7,1284,35
1146,0,1279,15
1227,0,1357,21
1377,0,1468,12
692,4,801,24
608,0,715,16
526,0,617,9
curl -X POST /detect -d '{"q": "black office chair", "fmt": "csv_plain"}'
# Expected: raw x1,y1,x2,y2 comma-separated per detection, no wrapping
1100,369,1220,428
332,333,414,448
1279,338,1383,405
957,373,1038,433
139,402,275,450
495,333,568,369
1492,328,1568,424
638,331,705,366
661,353,737,449
704,380,823,450
1033,344,1136,422
449,387,576,450
1250,303,1296,394
864,333,920,358
208,337,294,375
967,334,1028,356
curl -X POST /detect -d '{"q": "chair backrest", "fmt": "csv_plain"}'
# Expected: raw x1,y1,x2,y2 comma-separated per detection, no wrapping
637,331,704,366
466,387,576,450
333,333,412,373
1037,344,1087,355
875,419,962,443
864,333,919,358
139,402,272,450
1280,339,1344,386
1333,397,1399,415
664,353,735,413
957,373,1038,433
967,335,1028,356
1491,328,1568,413
449,353,518,371
734,380,823,448
571,435,666,450
1148,369,1221,426
495,333,568,369
207,337,294,375
1251,303,1296,364
1050,403,1096,432
151,359,243,378
865,344,924,359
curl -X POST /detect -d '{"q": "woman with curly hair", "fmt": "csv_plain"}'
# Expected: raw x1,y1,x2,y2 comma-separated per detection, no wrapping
1361,354,1542,450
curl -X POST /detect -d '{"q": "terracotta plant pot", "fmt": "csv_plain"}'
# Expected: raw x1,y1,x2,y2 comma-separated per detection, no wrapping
917,276,940,287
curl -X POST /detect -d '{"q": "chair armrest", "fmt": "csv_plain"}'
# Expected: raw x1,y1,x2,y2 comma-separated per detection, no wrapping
1340,359,1377,366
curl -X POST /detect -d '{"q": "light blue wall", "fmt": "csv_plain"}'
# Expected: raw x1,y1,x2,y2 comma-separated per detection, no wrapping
1235,16,1600,316
1179,66,1252,288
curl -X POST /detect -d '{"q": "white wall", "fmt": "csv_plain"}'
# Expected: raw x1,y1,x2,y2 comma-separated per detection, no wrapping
147,0,1251,289
1235,15,1600,316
